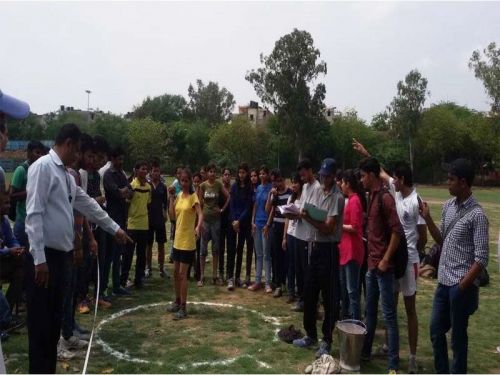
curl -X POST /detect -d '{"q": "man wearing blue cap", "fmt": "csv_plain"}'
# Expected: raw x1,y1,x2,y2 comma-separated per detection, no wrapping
293,158,344,358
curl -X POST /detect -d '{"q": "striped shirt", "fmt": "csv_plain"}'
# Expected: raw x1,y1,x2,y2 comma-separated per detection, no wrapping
438,195,489,286
272,188,292,224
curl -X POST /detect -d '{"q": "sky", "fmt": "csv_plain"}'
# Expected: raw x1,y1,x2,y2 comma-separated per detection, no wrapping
1,1,499,122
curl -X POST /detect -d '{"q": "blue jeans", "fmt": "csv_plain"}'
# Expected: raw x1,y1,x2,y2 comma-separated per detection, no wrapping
253,226,271,285
340,260,361,320
14,220,29,249
286,234,297,295
362,268,399,371
0,291,12,330
430,283,479,374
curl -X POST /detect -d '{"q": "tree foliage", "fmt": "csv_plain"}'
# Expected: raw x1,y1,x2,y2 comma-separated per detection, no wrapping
127,118,167,165
187,80,235,127
246,28,327,161
130,94,187,124
469,42,500,114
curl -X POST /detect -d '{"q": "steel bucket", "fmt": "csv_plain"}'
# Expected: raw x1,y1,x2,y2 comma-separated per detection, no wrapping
336,319,367,372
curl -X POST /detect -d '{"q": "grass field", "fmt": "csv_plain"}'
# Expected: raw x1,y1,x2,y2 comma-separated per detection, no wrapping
2,184,499,374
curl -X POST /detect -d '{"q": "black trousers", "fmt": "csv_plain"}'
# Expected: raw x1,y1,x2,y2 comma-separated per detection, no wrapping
0,253,25,309
303,242,340,344
26,248,72,374
295,238,309,301
271,222,287,287
226,221,252,281
121,229,148,286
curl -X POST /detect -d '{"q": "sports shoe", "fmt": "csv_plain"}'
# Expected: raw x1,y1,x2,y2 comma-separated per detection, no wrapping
388,370,397,375
291,301,304,312
57,346,75,360
173,308,187,320
160,268,168,278
126,279,134,288
227,279,235,291
265,284,273,293
197,280,204,287
408,355,418,374
315,341,331,358
167,302,181,313
78,300,90,314
73,329,91,341
113,287,131,296
243,279,251,288
59,335,89,350
97,299,112,309
273,287,283,298
248,282,262,291
145,268,152,278
292,336,317,348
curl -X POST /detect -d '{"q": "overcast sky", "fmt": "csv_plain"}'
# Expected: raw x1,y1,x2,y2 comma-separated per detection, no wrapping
1,1,499,122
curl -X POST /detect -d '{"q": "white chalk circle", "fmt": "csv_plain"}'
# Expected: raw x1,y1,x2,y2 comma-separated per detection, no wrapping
95,301,283,370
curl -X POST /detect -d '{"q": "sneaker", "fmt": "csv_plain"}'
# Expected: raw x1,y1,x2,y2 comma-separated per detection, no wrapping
292,336,318,348
73,329,91,341
126,279,134,288
265,284,273,293
78,300,90,314
248,282,262,291
243,279,251,288
291,301,304,312
173,308,187,320
97,299,112,309
408,355,418,374
315,341,331,358
167,302,181,313
113,287,131,296
388,370,397,375
145,268,152,278
57,346,76,360
273,287,283,298
160,268,168,278
227,279,235,291
197,280,204,287
60,335,89,350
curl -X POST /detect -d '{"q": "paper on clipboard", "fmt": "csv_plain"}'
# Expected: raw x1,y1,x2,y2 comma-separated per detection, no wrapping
304,203,328,222
278,203,301,216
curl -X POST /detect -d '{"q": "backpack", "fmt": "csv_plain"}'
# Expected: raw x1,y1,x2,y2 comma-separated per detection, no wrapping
377,188,408,279
8,163,29,222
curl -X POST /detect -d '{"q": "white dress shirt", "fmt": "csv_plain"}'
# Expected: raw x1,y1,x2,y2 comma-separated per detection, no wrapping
26,149,120,265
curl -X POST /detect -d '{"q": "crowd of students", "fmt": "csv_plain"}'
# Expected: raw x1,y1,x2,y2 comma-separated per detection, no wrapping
0,115,490,374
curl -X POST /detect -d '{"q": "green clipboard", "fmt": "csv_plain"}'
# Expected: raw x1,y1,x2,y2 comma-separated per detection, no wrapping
304,202,328,222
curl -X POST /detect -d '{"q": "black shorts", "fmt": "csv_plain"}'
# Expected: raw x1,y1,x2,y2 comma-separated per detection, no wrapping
172,248,195,265
148,224,167,245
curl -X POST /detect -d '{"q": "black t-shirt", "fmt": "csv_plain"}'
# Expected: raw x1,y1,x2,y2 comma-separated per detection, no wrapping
148,180,168,227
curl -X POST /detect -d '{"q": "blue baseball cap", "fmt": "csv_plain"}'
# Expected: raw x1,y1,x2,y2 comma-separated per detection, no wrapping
318,158,337,176
0,90,30,119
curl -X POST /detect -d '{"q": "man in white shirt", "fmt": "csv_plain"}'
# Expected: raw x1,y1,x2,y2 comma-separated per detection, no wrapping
353,139,427,374
25,123,131,374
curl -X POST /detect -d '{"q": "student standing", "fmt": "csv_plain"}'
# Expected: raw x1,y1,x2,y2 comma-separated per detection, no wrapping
249,166,273,292
293,158,344,358
421,159,489,374
226,163,253,290
219,167,232,282
169,165,183,263
338,169,365,321
25,124,130,374
199,164,229,285
146,160,168,278
122,161,151,289
266,169,292,298
282,173,303,303
167,169,203,320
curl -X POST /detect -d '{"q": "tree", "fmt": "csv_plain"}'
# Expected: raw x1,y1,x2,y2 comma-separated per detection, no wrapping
127,118,167,165
187,80,235,127
165,121,210,171
370,111,390,131
208,117,269,170
469,42,500,115
130,94,187,124
387,69,429,172
245,28,327,161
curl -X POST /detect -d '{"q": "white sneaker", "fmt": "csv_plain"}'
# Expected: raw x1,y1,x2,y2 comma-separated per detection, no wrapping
57,346,76,361
227,279,234,291
60,335,89,350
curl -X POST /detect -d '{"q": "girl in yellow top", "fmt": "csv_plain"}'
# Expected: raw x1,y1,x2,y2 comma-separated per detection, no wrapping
167,168,203,320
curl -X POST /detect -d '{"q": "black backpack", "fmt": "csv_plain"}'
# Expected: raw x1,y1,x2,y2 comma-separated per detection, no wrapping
377,189,408,279
8,162,29,222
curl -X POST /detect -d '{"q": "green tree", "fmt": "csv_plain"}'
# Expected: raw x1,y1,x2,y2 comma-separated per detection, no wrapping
165,121,210,171
387,69,430,172
130,94,187,124
370,111,390,131
187,80,235,127
208,116,269,170
127,118,167,165
88,113,130,150
469,42,500,114
245,28,327,161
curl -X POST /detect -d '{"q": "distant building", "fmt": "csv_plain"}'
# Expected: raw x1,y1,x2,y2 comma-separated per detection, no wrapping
324,106,338,123
236,101,271,126
53,105,103,121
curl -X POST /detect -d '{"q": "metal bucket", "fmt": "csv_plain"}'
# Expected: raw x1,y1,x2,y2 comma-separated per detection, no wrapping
336,319,367,372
